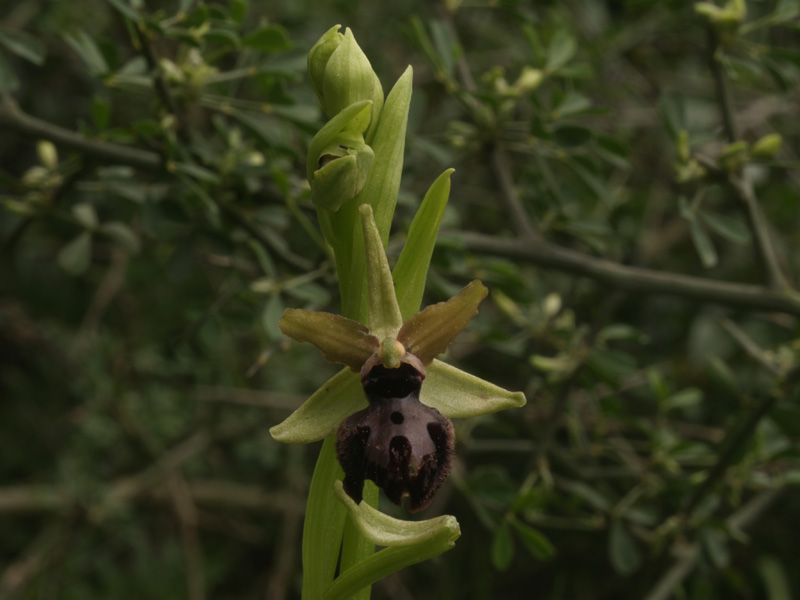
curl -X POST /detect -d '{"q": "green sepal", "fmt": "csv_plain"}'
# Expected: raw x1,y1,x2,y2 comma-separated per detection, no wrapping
360,204,403,340
421,359,527,418
269,368,363,443
398,280,488,365
279,308,378,371
393,168,454,319
334,480,460,547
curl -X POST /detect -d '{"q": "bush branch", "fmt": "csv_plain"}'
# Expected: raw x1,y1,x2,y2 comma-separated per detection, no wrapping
459,232,800,315
0,95,161,171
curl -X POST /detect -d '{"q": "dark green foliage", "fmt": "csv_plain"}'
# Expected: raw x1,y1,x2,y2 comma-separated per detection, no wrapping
1,1,800,599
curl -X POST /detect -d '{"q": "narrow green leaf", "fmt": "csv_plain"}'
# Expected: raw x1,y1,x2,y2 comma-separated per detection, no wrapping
421,359,526,418
92,96,111,131
393,168,453,319
759,556,793,600
586,348,637,384
491,521,514,570
397,280,488,365
269,368,363,443
303,437,347,600
279,308,378,371
0,29,45,65
553,125,592,147
57,231,92,275
360,66,412,243
689,218,718,268
700,527,729,569
545,30,576,73
261,294,283,340
359,204,403,340
99,222,141,253
701,211,750,245
511,520,556,560
609,520,641,575
229,0,247,23
105,0,140,20
661,91,687,139
63,31,108,76
0,52,20,91
242,25,291,53
71,203,98,229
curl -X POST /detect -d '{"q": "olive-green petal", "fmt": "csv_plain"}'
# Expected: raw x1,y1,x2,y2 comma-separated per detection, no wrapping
269,368,365,443
397,280,488,365
279,308,378,371
420,359,526,418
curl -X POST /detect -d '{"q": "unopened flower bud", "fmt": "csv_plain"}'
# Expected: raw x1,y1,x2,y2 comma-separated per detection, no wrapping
308,26,384,138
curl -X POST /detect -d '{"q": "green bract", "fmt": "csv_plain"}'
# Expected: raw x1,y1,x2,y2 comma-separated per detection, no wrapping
270,205,526,445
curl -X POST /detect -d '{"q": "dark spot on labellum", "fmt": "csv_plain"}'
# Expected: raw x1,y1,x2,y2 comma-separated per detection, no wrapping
336,357,455,512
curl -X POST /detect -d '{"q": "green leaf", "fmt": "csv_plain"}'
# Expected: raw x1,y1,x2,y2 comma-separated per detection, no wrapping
393,169,453,319
57,231,93,275
701,211,750,245
0,29,45,65
661,91,687,138
105,0,140,20
279,308,378,371
99,222,140,253
511,520,556,560
242,25,291,53
586,348,637,384
665,387,703,411
545,30,576,73
700,527,729,569
491,521,514,571
72,203,98,229
229,0,247,23
397,280,487,365
261,293,283,340
0,52,20,91
269,368,363,443
758,556,793,600
303,437,347,600
63,31,108,76
421,359,526,419
689,218,717,268
92,96,111,131
553,125,592,147
608,520,641,575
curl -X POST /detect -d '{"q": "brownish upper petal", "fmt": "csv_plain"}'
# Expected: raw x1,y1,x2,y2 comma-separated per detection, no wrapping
279,308,378,371
396,280,488,365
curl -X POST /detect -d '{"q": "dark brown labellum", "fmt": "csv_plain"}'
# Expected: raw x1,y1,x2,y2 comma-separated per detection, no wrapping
336,359,454,513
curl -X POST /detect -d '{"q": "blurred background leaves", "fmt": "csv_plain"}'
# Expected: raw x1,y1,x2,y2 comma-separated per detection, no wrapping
1,1,800,599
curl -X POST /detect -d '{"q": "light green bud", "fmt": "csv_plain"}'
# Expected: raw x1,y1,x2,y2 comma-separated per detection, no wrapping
310,130,375,212
719,140,749,172
308,26,384,139
751,133,782,159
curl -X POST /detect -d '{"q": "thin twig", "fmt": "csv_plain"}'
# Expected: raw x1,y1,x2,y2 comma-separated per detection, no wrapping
705,30,789,292
458,232,800,315
0,95,161,171
644,488,782,600
168,474,206,600
490,145,539,240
